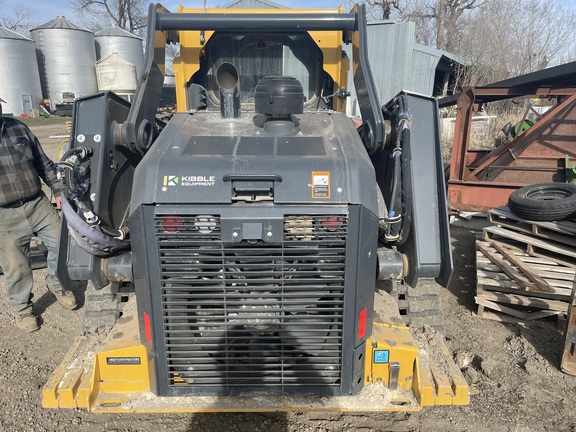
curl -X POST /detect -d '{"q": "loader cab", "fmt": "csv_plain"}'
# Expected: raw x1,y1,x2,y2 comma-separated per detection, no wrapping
184,32,335,112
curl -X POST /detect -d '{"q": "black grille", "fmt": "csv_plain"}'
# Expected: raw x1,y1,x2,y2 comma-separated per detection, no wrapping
155,214,347,393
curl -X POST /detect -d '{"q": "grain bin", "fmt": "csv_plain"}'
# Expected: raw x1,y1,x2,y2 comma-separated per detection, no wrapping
31,16,98,112
94,27,144,80
96,52,138,101
0,26,43,117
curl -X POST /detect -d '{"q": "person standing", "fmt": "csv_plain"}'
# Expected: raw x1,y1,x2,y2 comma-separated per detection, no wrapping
0,97,76,332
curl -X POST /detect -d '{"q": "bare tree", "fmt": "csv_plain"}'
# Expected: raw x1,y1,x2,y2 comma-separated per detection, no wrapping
404,0,484,51
344,0,408,20
457,0,576,86
69,0,148,35
0,1,35,35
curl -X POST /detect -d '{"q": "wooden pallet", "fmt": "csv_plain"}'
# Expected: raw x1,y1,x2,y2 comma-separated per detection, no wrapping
475,241,574,322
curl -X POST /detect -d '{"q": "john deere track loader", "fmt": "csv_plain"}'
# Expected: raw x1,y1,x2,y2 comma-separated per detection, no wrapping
45,3,468,412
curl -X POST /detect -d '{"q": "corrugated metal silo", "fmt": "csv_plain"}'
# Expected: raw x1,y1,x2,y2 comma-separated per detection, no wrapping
0,26,43,116
96,52,138,101
31,16,98,111
94,27,144,80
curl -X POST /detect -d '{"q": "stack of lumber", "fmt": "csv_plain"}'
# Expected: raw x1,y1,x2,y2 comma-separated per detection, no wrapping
475,206,576,323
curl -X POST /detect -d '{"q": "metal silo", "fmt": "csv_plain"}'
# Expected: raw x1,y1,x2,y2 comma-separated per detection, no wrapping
96,52,138,101
0,26,43,117
94,27,144,80
31,17,98,112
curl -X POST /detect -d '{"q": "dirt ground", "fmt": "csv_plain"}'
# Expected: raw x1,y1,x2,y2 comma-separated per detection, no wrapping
0,118,574,431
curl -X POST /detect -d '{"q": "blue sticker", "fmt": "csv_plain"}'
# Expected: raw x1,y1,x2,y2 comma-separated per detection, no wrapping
374,350,390,364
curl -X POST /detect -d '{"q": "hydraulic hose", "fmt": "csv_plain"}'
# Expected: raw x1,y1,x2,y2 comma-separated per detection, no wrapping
58,146,129,255
61,198,129,256
385,96,410,242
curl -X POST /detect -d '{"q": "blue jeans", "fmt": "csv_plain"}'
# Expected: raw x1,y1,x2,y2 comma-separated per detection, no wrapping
0,193,63,315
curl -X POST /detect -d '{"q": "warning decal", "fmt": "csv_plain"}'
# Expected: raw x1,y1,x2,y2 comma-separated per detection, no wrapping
312,171,330,199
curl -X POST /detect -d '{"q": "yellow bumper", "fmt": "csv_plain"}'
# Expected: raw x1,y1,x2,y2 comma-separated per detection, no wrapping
43,298,468,413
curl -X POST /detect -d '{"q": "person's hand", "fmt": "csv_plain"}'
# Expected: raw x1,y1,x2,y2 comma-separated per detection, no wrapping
55,196,61,209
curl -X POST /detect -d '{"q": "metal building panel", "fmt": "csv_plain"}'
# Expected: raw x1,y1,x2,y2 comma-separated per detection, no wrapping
409,48,439,96
366,21,414,106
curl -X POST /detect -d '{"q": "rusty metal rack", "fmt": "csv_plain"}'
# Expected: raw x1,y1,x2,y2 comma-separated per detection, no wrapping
440,61,576,213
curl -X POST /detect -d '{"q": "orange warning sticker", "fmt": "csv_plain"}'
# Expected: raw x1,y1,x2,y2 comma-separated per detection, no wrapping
311,171,330,199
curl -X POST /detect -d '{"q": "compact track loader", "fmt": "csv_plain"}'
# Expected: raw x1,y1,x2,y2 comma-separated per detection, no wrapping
46,3,469,412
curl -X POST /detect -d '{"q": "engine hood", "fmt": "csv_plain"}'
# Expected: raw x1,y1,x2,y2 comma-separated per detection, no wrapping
131,110,378,216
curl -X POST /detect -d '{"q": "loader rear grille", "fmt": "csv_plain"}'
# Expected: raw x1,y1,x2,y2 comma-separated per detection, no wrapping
155,214,347,394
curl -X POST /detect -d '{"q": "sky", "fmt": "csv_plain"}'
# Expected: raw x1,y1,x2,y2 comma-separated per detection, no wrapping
19,0,344,27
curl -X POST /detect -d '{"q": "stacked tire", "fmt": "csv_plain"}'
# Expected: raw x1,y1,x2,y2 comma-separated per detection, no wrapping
508,182,576,221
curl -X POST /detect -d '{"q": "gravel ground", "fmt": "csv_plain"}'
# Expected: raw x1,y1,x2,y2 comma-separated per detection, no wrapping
0,118,573,431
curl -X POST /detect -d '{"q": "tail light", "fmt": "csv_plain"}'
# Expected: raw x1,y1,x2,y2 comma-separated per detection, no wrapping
159,215,184,233
320,216,345,231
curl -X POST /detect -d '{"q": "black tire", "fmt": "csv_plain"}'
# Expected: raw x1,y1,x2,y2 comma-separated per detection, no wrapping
508,182,576,221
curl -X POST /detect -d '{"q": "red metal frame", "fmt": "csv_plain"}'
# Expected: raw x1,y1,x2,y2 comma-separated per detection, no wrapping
447,86,576,212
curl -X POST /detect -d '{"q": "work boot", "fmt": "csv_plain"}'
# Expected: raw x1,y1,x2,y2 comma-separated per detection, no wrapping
48,287,77,310
15,313,40,333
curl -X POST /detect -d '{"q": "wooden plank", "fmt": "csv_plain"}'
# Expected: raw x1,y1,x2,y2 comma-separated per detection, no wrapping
561,280,576,375
542,278,575,289
475,297,528,319
520,265,575,277
477,272,572,296
477,259,574,276
484,240,556,263
476,241,536,291
475,309,522,324
476,290,569,312
489,206,576,236
524,310,562,321
490,240,552,291
476,298,560,321
477,262,576,282
476,251,574,289
476,254,575,275
489,216,576,248
483,226,576,259
529,250,576,270
477,269,513,280
477,279,571,302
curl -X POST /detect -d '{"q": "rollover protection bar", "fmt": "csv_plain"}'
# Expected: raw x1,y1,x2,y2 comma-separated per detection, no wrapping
117,4,385,156
155,13,359,32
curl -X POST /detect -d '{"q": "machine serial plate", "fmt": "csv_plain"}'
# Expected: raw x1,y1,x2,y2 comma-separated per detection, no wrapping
106,357,142,365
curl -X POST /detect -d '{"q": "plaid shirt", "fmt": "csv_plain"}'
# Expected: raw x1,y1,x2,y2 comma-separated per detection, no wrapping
0,116,60,206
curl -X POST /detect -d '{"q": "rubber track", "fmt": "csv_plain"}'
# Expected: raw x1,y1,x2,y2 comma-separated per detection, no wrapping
391,278,444,333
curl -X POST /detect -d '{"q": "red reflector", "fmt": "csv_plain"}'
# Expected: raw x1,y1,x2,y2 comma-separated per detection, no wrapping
144,312,152,343
160,215,183,233
358,308,367,339
320,216,344,231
